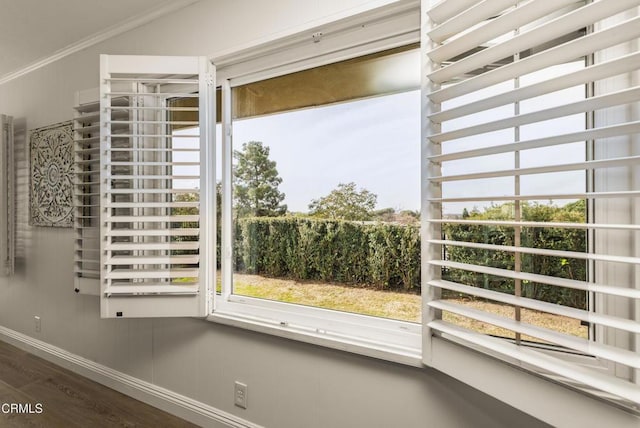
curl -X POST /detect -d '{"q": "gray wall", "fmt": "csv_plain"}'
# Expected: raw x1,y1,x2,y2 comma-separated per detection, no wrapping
0,1,548,426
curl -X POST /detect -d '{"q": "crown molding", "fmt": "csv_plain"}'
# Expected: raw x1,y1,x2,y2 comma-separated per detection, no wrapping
0,0,201,86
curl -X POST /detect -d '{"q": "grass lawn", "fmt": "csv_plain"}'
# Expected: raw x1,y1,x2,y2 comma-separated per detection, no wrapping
231,273,588,340
234,273,421,321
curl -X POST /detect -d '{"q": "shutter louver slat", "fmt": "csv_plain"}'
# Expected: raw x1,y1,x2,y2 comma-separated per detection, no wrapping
427,282,640,335
429,0,639,84
430,51,640,122
429,321,640,404
428,121,640,162
106,255,200,265
429,238,640,265
430,259,640,300
429,218,640,232
431,86,640,143
104,285,198,295
423,0,640,408
431,190,640,203
427,0,479,24
429,15,640,101
427,0,578,63
431,156,640,182
429,298,640,368
100,55,214,318
427,0,518,44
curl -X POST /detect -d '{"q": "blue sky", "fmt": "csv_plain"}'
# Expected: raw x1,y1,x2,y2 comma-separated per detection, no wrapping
232,90,421,213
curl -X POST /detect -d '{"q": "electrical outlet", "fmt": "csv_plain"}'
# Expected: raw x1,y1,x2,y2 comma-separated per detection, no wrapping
34,316,41,333
234,381,248,409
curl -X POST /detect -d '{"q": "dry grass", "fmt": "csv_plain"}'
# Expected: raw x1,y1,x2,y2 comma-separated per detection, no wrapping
233,273,421,322
231,273,588,339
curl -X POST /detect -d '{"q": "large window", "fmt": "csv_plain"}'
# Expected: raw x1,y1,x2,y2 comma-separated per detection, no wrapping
227,46,421,322
89,2,424,358
214,2,422,357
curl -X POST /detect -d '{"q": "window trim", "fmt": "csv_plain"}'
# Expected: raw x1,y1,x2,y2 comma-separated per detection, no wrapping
209,0,423,360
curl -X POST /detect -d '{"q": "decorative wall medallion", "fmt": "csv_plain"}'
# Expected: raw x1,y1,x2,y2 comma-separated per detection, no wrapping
29,121,74,227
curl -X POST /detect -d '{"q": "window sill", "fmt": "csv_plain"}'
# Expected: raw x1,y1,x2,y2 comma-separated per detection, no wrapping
207,310,422,367
429,336,640,428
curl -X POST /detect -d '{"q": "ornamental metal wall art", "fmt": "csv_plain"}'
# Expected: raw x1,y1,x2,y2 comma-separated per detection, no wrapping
29,121,74,227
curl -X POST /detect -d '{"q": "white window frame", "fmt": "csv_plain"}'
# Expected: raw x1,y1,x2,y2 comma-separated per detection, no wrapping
208,0,423,364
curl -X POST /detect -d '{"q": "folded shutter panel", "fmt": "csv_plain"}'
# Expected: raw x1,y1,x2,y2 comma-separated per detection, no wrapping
0,114,15,276
100,55,215,318
74,89,110,294
423,0,640,406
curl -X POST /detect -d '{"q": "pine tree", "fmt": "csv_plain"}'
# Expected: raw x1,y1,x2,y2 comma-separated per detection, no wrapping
233,141,286,217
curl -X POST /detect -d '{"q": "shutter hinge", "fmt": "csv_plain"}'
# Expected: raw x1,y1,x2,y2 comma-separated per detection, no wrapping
205,73,214,86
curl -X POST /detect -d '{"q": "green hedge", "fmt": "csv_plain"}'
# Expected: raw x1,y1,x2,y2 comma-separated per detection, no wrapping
234,217,421,291
230,205,586,309
442,205,587,310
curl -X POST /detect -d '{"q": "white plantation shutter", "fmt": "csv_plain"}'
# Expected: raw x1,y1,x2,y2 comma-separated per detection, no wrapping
0,114,15,277
74,89,108,294
423,0,640,407
100,55,215,318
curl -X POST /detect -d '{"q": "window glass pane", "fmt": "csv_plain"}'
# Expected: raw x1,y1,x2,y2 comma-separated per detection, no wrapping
440,60,589,342
233,44,419,119
230,47,421,322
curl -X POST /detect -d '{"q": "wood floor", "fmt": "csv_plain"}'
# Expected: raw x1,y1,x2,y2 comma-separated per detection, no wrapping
0,340,199,427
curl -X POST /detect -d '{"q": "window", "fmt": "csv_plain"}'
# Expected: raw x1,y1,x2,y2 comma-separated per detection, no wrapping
213,1,423,358
89,3,425,358
87,1,639,415
423,0,640,409
226,45,420,323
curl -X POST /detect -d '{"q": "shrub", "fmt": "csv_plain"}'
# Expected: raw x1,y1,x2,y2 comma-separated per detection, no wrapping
442,202,587,309
231,201,586,308
234,217,421,291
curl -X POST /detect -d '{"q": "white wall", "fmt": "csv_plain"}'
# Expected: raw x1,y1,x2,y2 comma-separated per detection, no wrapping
0,1,549,426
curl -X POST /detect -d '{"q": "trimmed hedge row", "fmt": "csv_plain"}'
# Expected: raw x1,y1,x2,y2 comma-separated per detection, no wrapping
442,223,587,309
230,211,585,309
234,217,421,291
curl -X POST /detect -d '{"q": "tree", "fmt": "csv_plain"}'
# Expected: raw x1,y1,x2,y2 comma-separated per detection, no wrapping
309,182,377,221
373,208,419,224
234,141,286,217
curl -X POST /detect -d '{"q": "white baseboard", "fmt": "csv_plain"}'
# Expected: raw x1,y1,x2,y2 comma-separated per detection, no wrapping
0,326,262,428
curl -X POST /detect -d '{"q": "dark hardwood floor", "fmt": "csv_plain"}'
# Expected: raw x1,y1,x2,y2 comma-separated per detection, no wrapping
0,340,199,427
